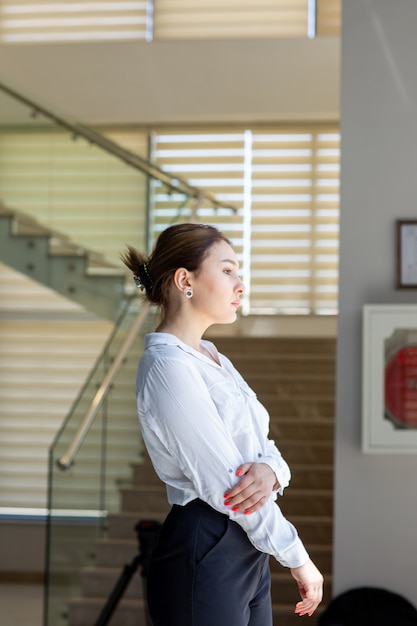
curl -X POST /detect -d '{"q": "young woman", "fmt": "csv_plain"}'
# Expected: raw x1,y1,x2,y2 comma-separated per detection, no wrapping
122,223,323,626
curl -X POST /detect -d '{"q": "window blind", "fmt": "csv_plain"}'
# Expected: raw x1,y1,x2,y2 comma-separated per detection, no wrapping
0,0,340,43
249,128,339,314
154,0,310,40
149,129,250,308
316,0,341,37
151,125,340,315
0,1,152,42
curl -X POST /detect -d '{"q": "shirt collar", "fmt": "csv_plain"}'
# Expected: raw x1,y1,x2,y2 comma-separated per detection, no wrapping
144,332,220,366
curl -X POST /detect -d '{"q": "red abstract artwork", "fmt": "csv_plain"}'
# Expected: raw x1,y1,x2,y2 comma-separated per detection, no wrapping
385,346,417,428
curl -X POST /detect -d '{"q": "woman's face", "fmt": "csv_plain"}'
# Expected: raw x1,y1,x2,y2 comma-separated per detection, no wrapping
189,240,245,326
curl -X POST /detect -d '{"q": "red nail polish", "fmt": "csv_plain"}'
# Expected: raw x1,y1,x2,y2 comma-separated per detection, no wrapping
236,469,243,476
224,500,230,506
224,493,230,498
244,510,250,515
232,506,239,512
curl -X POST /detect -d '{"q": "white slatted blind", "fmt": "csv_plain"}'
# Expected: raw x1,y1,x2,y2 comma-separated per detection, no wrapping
154,0,309,40
250,129,339,314
316,0,341,37
151,126,340,315
0,1,152,43
0,263,114,509
0,0,340,43
0,127,148,265
150,130,251,311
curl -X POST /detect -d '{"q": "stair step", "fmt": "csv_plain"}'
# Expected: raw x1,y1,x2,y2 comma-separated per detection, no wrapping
120,485,169,515
107,512,166,540
280,489,333,517
280,441,334,465
81,566,144,599
95,539,138,568
286,514,333,544
257,396,335,419
130,462,162,487
68,596,146,626
270,419,334,441
260,377,335,395
231,360,335,377
210,336,335,356
288,464,334,490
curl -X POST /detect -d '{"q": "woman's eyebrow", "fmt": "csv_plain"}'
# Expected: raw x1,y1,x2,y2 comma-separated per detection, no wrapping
220,258,238,265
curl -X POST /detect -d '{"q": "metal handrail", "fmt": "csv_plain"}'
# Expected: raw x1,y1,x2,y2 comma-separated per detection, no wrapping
0,80,236,213
57,302,150,470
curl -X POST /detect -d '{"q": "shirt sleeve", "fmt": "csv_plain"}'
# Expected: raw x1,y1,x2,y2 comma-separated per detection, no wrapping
262,441,291,496
139,355,309,569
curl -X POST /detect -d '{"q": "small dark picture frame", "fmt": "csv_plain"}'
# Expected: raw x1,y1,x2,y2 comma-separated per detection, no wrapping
396,219,417,288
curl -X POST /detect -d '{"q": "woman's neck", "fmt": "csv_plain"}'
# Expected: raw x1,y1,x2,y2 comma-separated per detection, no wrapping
157,320,220,364
156,319,204,352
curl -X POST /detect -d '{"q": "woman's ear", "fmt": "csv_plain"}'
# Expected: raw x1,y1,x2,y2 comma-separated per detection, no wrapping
173,267,192,293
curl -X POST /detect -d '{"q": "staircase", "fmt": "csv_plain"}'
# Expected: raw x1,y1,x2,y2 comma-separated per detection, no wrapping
0,202,126,321
67,336,335,626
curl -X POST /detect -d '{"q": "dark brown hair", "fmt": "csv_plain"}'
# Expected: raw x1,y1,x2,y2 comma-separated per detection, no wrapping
121,223,231,316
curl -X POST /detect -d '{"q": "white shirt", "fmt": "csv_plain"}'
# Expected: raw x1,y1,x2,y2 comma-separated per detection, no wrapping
136,332,309,569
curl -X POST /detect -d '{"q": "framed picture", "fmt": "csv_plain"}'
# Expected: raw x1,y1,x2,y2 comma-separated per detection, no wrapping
396,220,417,288
362,304,417,453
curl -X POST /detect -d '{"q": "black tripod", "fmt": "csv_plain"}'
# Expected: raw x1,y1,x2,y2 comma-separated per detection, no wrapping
94,519,162,626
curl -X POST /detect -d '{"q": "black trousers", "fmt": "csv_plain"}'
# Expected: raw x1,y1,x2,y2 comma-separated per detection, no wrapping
146,499,272,626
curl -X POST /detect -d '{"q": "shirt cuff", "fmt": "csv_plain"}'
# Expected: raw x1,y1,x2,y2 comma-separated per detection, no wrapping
262,456,290,496
275,539,310,569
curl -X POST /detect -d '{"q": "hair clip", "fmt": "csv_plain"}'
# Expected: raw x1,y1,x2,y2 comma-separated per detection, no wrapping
136,263,153,293
133,275,143,290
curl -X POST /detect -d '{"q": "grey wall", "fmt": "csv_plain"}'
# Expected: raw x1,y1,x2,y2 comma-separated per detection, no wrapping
335,0,417,604
0,520,45,577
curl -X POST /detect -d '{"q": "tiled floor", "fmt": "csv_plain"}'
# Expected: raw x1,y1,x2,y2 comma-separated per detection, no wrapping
0,583,43,626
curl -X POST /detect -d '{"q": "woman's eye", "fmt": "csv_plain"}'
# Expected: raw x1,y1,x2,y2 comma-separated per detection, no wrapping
223,268,232,275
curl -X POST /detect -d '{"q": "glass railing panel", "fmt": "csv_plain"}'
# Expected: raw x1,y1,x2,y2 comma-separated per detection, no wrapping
0,86,152,267
44,298,156,626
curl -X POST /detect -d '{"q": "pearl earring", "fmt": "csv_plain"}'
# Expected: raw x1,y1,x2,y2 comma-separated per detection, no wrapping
184,288,193,299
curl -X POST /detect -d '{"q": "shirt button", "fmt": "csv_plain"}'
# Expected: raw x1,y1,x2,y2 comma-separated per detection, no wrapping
258,453,262,458
228,469,233,473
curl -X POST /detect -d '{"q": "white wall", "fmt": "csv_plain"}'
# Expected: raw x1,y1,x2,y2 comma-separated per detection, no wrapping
0,38,339,124
334,0,417,606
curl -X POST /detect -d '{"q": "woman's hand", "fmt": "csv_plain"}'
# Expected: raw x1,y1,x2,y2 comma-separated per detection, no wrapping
223,462,278,514
290,558,324,617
